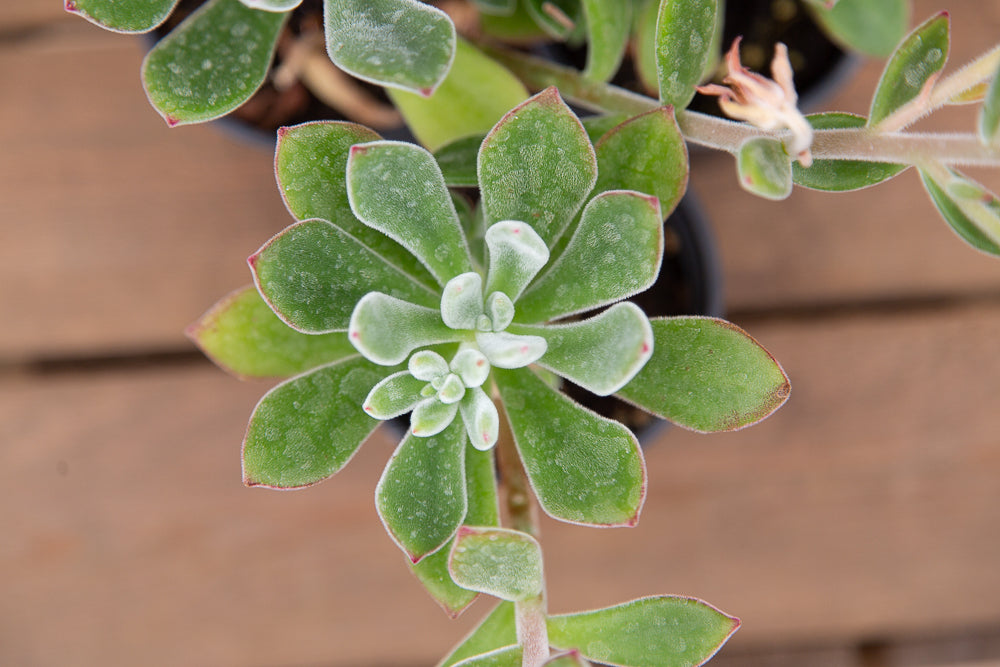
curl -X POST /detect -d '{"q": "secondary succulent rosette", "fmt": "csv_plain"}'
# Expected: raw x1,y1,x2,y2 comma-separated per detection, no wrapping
190,87,789,616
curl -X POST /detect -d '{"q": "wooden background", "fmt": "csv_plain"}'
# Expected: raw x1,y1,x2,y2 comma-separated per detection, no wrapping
3,1,1000,665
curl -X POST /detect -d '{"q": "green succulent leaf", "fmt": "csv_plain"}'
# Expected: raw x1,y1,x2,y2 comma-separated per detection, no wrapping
545,651,591,666
439,602,517,667
655,0,721,108
324,0,456,95
792,113,907,191
517,191,663,323
442,273,486,330
869,12,950,127
494,368,645,527
242,357,388,488
581,113,631,145
805,0,909,59
412,397,461,436
187,285,356,379
479,88,598,248
363,371,426,419
348,141,473,285
239,0,300,10
250,219,438,334
376,419,468,563
475,332,547,369
449,527,544,602
617,317,790,432
919,164,1000,256
524,0,584,40
472,0,517,15
67,0,179,33
632,0,661,94
737,137,793,201
548,596,741,667
511,302,654,397
452,646,523,667
434,135,486,187
460,386,501,451
141,0,286,126
978,59,1000,147
479,3,548,42
484,221,550,302
581,0,631,82
594,106,688,216
349,293,463,365
388,39,528,152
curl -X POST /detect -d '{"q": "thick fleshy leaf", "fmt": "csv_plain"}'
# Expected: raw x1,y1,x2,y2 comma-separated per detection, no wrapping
632,0,660,93
511,302,653,397
452,646,522,667
449,527,543,601
792,113,907,191
979,60,1000,147
239,0,300,10
594,107,688,216
655,0,721,108
869,12,950,127
478,88,598,248
325,0,456,95
517,191,663,323
388,39,528,151
548,596,741,667
442,273,486,330
451,349,491,388
737,137,792,201
581,113,630,145
460,387,501,451
363,371,426,419
242,357,387,488
348,141,473,285
435,135,485,187
410,350,450,381
411,444,499,617
581,0,630,82
805,0,909,59
524,0,584,40
617,317,790,432
349,293,463,365
919,165,1000,256
475,332,547,369
412,397,461,436
439,602,517,667
67,0,179,33
250,219,438,333
494,368,645,527
484,221,550,302
376,419,468,562
188,285,356,379
141,0,286,126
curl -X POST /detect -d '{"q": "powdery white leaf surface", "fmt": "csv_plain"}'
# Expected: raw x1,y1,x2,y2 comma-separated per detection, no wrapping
449,527,543,601
349,293,463,366
655,0,720,108
363,371,426,419
483,221,550,302
238,0,301,10
67,0,180,33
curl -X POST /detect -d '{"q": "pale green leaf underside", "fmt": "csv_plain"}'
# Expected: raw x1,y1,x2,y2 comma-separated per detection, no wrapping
656,0,720,108
581,0,631,82
869,12,950,127
388,38,527,152
793,113,906,192
348,141,473,286
737,137,792,201
142,0,286,125
548,596,740,667
452,646,522,667
449,527,543,601
325,0,456,94
242,357,388,488
439,602,517,667
250,219,438,334
349,293,463,366
189,285,355,379
806,0,909,58
617,317,790,432
239,0,300,10
919,166,1000,256
979,60,1000,147
376,420,468,562
518,191,663,323
68,0,179,33
512,302,653,396
494,368,645,527
479,88,597,248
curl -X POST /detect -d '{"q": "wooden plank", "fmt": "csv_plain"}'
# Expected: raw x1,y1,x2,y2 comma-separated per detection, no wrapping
2,301,1000,665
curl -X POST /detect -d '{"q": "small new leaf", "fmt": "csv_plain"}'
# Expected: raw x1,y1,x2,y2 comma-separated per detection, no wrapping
737,137,793,201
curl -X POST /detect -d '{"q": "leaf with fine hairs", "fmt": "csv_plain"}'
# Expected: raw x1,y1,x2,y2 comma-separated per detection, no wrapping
67,0,179,33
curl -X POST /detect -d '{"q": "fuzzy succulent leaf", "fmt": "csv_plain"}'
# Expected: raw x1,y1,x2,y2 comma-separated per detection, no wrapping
919,165,1000,256
594,107,688,216
792,113,907,191
459,387,501,451
655,0,721,108
324,0,456,95
869,12,950,127
483,221,550,301
242,357,388,488
250,219,438,333
517,191,663,323
239,0,300,9
494,368,645,527
435,135,486,187
141,0,286,126
348,141,473,285
617,317,790,432
452,349,491,388
547,596,741,667
410,350,451,381
376,420,468,563
581,113,631,145
452,646,523,667
349,293,463,365
979,60,1000,147
388,38,528,152
449,527,544,602
478,88,598,248
524,0,584,40
187,285,356,379
363,371,427,419
511,302,654,397
581,0,631,82
737,137,793,200
805,0,909,59
475,332,547,369
438,602,517,667
442,273,486,330
67,0,180,33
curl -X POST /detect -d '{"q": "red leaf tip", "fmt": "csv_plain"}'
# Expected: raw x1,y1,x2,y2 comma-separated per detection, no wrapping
276,126,289,138
455,525,475,539
165,115,180,128
349,144,368,156
64,0,78,12
419,87,434,97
